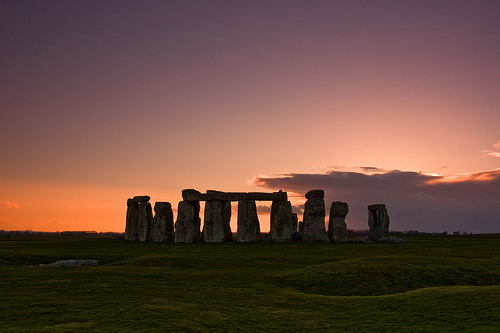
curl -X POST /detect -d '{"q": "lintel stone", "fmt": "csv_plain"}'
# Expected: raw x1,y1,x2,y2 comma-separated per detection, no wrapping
182,189,287,202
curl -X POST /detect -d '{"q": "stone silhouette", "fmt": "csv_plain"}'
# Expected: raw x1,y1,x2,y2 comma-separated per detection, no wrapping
174,201,201,243
203,200,231,243
125,196,153,242
368,204,390,240
269,200,294,242
302,189,327,242
298,221,304,232
151,202,174,242
137,201,153,242
125,198,139,241
328,201,348,242
291,213,298,232
237,200,260,242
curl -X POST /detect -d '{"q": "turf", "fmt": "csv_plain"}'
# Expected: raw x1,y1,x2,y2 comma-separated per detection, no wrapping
0,234,499,332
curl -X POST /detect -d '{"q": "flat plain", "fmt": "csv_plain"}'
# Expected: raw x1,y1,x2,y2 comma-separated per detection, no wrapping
1,234,499,332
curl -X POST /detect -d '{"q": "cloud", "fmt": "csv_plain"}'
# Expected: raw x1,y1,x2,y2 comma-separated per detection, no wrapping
2,201,20,209
250,168,500,233
482,140,500,157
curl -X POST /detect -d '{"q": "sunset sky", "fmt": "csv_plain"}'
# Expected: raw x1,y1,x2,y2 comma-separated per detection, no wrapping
1,0,499,234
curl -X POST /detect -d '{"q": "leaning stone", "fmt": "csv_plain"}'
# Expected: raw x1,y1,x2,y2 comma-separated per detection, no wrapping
237,200,260,242
305,189,324,199
174,201,201,243
302,191,326,242
150,202,174,242
270,200,294,242
137,202,153,242
328,201,348,242
203,200,231,243
133,195,150,203
377,236,408,243
125,198,139,241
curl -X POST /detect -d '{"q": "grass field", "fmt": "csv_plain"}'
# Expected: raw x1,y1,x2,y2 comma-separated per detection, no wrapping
1,234,499,332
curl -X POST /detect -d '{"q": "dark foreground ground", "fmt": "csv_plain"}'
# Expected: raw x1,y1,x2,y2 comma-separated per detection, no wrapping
1,234,499,332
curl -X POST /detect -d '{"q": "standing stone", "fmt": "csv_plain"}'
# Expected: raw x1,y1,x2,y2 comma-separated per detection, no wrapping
328,201,348,242
237,200,260,242
270,200,294,242
302,189,326,242
368,204,390,240
151,202,174,242
137,202,153,242
203,200,231,243
298,221,304,232
223,201,232,242
125,198,139,241
174,201,201,243
291,213,298,232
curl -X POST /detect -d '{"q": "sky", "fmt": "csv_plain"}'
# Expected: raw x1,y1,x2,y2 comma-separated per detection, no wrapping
1,0,499,234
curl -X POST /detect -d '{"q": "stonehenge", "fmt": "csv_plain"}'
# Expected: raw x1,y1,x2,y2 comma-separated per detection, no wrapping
125,198,139,241
368,204,390,240
203,200,231,243
269,200,294,242
151,202,174,242
237,200,261,242
174,201,201,243
125,189,395,244
328,201,348,242
302,189,327,242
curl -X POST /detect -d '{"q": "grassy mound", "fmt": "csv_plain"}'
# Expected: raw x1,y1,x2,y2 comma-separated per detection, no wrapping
279,256,500,296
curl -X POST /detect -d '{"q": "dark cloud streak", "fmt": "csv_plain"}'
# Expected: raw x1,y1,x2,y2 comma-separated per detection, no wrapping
252,168,500,233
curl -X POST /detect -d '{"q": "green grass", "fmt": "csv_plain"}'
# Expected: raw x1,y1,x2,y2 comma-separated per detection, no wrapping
0,234,499,332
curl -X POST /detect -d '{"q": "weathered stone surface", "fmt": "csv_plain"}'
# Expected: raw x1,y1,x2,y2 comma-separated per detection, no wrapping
377,236,408,243
182,189,207,201
237,200,260,242
269,200,294,242
150,202,174,242
125,198,139,241
174,201,201,243
305,189,324,199
302,192,326,242
133,195,150,203
330,201,349,217
291,213,298,232
368,204,390,240
137,202,153,242
203,200,231,243
328,201,348,243
368,204,386,211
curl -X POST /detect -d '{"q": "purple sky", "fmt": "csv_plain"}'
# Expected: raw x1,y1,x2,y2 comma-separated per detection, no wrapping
1,1,499,233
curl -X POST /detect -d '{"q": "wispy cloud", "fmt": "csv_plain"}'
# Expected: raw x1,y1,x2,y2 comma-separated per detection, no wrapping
482,140,500,157
2,201,20,209
250,167,500,233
